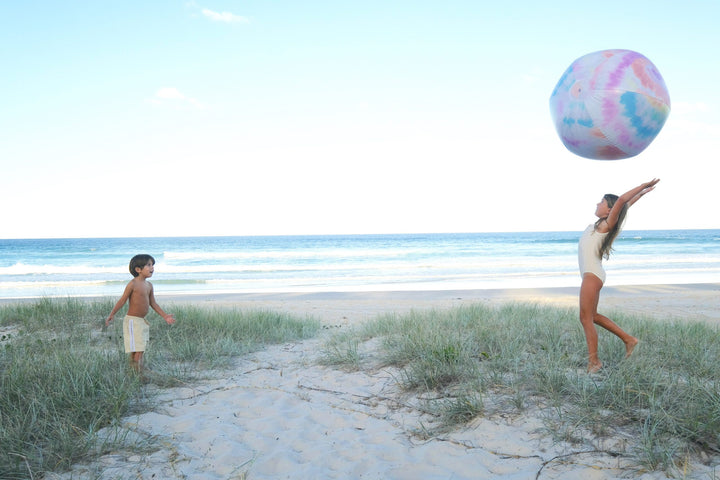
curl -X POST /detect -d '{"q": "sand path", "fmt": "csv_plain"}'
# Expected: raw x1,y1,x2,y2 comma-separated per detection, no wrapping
55,336,673,480
49,284,719,479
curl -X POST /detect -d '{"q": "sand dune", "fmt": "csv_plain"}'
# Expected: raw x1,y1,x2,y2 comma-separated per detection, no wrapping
49,284,719,479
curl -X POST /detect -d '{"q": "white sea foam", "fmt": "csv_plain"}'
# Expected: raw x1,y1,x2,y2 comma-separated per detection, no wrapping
1,230,717,299
0,263,126,276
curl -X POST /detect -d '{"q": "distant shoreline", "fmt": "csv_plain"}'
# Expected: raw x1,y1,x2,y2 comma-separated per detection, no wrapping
158,283,720,324
4,283,717,325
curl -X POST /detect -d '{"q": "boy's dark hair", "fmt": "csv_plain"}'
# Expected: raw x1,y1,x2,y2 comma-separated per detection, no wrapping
129,254,155,277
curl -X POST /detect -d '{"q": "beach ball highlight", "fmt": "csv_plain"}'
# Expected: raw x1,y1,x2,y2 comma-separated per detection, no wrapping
549,49,671,160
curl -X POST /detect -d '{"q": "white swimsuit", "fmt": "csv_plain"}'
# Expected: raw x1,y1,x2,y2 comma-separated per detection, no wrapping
578,224,608,283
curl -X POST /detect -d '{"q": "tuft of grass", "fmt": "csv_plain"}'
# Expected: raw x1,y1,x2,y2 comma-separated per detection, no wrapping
321,302,720,472
318,333,361,369
0,298,320,479
146,305,320,372
434,392,485,426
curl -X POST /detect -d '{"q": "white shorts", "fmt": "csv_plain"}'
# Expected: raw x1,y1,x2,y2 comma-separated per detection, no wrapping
123,315,150,353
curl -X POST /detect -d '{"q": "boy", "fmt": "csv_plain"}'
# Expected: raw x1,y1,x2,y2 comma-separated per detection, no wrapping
106,254,175,372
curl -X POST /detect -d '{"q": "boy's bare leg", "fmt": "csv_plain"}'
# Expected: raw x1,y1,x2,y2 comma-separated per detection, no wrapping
128,353,136,372
135,352,145,371
129,352,144,373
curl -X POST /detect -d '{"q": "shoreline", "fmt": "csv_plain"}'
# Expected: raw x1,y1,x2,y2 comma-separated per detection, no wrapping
4,283,716,324
163,283,720,324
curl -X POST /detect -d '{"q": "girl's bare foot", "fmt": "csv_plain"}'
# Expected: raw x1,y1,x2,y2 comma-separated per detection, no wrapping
625,337,639,358
587,362,602,374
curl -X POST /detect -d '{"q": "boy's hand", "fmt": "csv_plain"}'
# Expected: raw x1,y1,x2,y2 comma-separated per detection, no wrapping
105,315,113,327
164,314,176,325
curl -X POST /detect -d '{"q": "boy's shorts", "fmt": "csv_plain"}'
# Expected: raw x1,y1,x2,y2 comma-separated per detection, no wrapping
123,315,150,353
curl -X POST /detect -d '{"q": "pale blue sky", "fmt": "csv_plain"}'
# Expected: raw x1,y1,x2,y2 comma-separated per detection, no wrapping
1,1,718,238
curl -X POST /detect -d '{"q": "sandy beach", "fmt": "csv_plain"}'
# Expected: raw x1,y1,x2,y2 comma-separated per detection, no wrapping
49,283,719,480
159,283,720,326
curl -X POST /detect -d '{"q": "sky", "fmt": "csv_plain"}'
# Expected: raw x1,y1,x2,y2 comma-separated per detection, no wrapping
1,0,718,239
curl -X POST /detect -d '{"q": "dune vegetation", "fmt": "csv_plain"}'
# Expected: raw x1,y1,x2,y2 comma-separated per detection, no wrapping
2,297,719,478
0,298,320,479
321,302,720,473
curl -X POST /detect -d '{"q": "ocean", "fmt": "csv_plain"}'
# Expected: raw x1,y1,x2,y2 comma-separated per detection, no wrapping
0,230,718,299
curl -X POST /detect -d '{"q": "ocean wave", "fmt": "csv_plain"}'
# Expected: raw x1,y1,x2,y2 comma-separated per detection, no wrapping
0,257,582,277
2,230,718,299
0,279,117,290
0,263,127,276
162,247,435,262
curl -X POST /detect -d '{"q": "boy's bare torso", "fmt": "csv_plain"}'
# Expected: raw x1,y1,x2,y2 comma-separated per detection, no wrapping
126,277,153,318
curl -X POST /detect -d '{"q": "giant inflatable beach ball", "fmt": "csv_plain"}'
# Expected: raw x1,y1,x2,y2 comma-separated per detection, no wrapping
549,49,671,160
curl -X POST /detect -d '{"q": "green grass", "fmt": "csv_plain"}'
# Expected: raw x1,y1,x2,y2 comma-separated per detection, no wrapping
321,302,720,473
4,297,718,477
0,298,321,479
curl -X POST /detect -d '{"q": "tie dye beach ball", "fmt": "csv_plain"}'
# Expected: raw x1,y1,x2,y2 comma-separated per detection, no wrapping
549,49,671,160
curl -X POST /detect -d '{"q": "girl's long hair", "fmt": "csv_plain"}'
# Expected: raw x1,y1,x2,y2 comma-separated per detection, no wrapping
595,194,628,260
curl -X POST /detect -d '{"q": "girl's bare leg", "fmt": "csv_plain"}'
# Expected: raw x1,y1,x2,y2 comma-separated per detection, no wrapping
580,274,639,372
592,313,639,357
579,274,603,372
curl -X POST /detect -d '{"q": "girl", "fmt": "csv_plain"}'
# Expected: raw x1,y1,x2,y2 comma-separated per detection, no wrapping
579,178,660,373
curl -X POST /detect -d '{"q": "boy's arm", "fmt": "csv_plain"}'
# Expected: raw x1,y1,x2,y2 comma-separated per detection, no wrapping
105,281,134,326
148,283,175,325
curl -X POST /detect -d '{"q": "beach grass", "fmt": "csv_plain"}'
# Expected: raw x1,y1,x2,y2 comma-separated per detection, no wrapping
3,296,719,477
0,298,321,479
321,302,720,473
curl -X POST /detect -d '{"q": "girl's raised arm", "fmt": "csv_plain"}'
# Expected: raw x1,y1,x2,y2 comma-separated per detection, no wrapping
606,179,660,229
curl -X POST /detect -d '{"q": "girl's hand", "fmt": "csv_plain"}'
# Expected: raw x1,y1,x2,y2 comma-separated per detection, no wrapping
644,178,660,189
627,179,660,207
